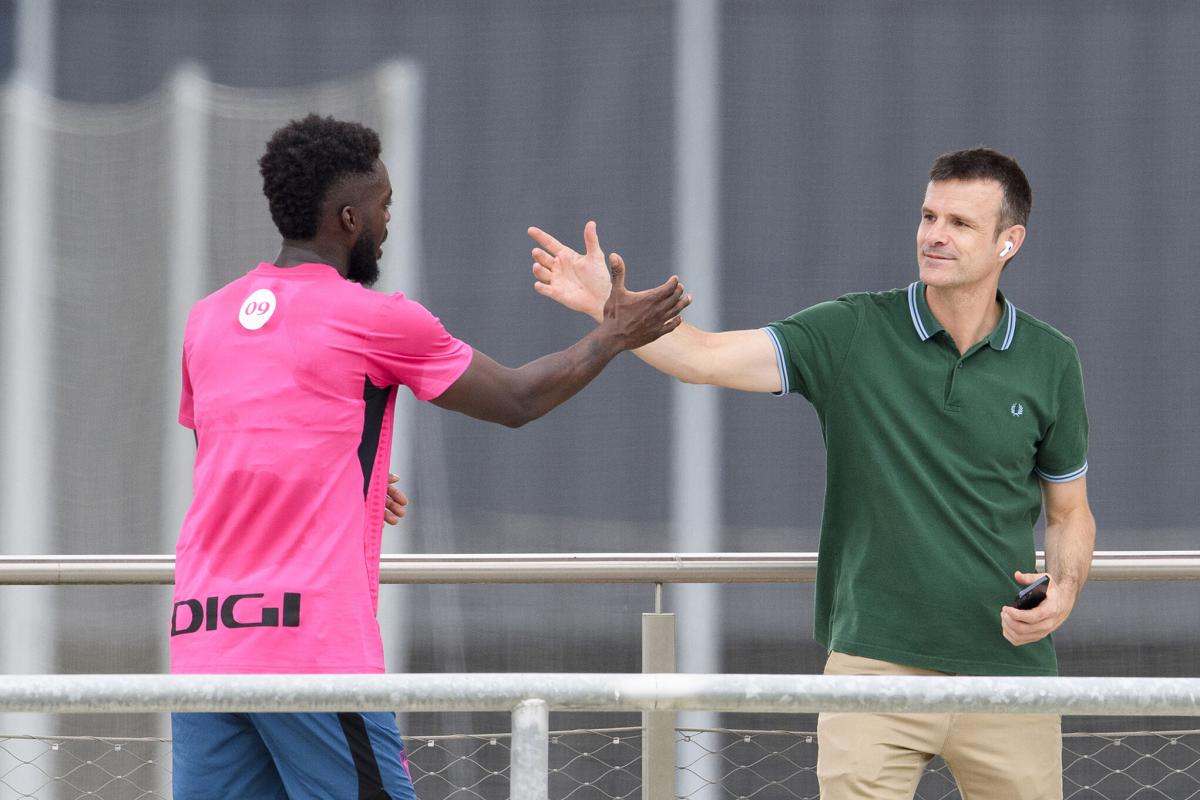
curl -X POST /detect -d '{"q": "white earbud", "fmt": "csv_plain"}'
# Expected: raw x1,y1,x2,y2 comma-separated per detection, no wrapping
999,240,1013,257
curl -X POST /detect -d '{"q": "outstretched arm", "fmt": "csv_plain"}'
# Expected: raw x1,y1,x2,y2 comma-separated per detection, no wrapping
1000,476,1095,646
432,250,690,427
530,223,781,393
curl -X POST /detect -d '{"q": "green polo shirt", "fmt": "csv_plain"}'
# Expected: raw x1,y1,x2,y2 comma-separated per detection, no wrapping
765,281,1088,676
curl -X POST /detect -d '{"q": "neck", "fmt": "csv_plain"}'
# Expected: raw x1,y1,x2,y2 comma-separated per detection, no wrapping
274,240,348,277
925,280,1002,355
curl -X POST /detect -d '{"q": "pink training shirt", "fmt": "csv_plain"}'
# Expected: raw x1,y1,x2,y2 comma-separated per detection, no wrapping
172,263,473,674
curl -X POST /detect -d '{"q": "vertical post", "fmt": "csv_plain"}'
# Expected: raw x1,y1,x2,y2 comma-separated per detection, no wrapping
1,77,53,736
673,0,722,795
642,589,677,800
374,61,424,686
511,698,549,800
15,0,55,95
162,64,210,585
161,63,209,741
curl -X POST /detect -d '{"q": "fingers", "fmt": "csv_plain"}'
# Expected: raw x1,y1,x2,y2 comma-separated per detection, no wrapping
609,251,686,299
642,273,681,299
385,473,408,525
1000,591,1060,645
1001,607,1035,645
611,252,689,321
667,288,692,317
527,226,566,256
385,502,406,525
1013,570,1045,586
1001,612,1049,646
608,252,627,291
531,247,555,269
583,220,601,257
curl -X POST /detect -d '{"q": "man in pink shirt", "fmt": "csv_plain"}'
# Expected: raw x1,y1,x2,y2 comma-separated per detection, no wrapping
171,114,690,800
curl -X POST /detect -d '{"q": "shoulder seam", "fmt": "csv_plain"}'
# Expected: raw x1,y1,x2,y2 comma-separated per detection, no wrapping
1014,310,1077,351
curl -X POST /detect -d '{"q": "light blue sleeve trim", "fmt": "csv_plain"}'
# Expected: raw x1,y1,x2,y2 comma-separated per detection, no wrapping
761,326,789,396
1035,461,1089,483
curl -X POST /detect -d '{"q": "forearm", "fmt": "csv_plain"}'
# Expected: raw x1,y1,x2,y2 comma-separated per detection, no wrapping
436,330,624,428
585,300,712,384
627,320,719,384
504,329,623,425
1044,505,1096,601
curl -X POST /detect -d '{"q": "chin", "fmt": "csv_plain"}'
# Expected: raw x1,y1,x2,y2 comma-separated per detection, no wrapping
919,263,952,286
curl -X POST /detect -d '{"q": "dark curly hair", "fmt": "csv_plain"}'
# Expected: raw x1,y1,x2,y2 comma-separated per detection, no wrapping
258,114,382,240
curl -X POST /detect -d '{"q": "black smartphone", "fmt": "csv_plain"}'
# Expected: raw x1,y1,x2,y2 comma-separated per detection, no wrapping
1012,574,1050,610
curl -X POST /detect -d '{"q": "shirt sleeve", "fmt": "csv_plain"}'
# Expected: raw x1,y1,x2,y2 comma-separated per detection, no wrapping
178,343,195,429
363,292,474,401
763,295,862,408
1035,343,1089,483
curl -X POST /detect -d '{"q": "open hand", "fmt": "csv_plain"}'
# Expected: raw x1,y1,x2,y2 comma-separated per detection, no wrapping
529,221,612,322
384,473,409,525
1000,571,1074,646
600,252,690,351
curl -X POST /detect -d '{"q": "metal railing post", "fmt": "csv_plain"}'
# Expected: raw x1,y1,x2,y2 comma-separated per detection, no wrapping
643,582,677,800
511,698,549,800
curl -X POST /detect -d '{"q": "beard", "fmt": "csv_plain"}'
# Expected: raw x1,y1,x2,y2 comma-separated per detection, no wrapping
346,229,380,287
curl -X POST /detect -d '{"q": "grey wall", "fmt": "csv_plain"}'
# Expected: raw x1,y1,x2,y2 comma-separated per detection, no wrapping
31,0,1198,536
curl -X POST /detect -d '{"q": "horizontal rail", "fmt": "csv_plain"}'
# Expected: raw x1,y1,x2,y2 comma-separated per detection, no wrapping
0,673,1198,716
0,551,1198,585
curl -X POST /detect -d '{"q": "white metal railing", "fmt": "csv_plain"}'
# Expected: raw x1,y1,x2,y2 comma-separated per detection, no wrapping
2,550,1199,584
2,552,1197,798
2,673,1200,800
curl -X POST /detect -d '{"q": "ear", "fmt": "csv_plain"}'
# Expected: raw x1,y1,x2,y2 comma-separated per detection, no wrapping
999,224,1026,259
338,205,359,235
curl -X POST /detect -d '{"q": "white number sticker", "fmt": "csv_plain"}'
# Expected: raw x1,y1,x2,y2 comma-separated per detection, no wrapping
238,288,277,331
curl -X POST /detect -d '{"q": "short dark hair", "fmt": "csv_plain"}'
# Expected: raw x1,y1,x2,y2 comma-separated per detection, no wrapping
258,114,382,240
929,147,1032,235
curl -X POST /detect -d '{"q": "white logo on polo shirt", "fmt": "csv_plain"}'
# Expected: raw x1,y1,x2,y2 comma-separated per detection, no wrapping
238,289,277,330
1011,402,1024,418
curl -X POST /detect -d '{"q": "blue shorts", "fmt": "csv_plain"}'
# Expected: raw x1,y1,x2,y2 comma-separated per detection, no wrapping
172,711,416,800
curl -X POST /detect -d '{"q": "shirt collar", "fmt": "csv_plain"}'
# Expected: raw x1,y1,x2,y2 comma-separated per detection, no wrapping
906,281,1017,352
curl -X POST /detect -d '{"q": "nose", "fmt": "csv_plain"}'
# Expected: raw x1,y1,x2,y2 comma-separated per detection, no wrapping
922,219,948,248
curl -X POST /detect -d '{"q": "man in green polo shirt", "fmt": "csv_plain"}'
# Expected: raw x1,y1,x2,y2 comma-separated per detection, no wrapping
528,147,1096,800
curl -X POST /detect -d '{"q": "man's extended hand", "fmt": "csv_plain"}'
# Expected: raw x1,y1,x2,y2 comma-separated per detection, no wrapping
529,221,612,322
1000,571,1076,646
384,473,408,525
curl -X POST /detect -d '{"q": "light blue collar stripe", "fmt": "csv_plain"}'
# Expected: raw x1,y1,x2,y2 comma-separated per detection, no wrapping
907,282,931,340
1035,462,1089,483
762,327,789,395
1001,300,1017,350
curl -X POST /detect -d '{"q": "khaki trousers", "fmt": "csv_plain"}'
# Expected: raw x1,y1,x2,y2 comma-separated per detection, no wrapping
816,652,1062,800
